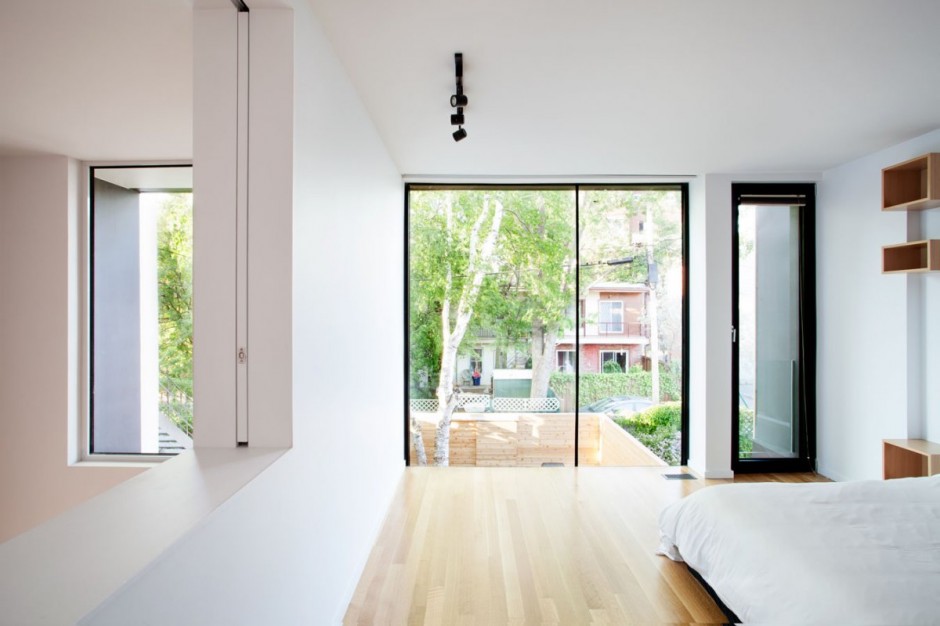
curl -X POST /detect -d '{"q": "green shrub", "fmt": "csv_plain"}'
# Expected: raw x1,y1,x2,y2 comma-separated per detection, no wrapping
739,407,755,456
612,402,755,465
631,402,681,431
549,370,682,407
602,360,623,373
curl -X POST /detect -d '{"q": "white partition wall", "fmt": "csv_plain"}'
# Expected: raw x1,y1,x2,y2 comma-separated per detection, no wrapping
80,4,403,623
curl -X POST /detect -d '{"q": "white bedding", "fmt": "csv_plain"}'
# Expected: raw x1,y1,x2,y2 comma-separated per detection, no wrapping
658,475,940,624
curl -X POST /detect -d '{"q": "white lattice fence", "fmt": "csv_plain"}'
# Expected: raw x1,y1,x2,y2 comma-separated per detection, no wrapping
457,393,490,409
492,397,561,413
410,399,439,413
410,395,493,412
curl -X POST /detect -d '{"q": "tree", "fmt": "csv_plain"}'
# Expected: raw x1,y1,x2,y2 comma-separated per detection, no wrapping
474,190,575,399
410,190,503,465
156,193,194,435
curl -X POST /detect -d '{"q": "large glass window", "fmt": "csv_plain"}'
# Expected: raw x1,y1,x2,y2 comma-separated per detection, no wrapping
89,165,193,455
407,185,687,467
578,187,686,467
598,301,624,333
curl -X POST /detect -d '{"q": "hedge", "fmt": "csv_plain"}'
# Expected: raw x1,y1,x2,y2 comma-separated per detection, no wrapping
549,370,681,407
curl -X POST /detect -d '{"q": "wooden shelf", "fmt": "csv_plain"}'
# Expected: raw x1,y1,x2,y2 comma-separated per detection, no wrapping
882,239,940,273
882,153,940,211
883,439,940,479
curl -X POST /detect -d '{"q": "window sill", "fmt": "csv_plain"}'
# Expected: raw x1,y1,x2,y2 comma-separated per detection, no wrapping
74,455,176,468
0,446,289,625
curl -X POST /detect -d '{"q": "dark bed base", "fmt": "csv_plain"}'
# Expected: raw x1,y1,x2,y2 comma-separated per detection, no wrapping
686,565,742,625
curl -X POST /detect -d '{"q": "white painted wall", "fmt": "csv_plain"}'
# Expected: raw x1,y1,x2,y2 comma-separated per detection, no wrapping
687,175,733,478
0,156,144,542
245,10,294,448
817,128,940,481
192,8,238,447
83,3,403,623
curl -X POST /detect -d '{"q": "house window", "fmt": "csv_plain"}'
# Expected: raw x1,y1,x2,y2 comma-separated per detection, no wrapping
598,300,624,333
556,350,575,372
600,350,628,373
89,165,193,456
469,348,483,374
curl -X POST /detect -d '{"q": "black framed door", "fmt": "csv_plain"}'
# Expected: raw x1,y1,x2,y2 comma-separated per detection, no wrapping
731,183,816,472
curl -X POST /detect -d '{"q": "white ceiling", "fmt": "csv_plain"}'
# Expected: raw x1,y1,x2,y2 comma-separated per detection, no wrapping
307,0,940,176
0,0,193,161
2,0,939,176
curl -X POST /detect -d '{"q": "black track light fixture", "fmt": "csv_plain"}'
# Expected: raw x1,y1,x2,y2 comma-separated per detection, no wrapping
450,52,468,142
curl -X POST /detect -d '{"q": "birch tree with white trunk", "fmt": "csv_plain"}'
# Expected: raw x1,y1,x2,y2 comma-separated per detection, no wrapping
431,193,504,465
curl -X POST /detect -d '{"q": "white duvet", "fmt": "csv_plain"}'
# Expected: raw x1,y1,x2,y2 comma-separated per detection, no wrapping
658,475,940,624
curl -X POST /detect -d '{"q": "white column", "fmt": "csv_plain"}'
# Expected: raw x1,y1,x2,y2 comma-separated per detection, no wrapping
687,175,733,478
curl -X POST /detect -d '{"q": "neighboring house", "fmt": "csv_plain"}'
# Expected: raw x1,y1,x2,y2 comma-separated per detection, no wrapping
456,281,651,384
557,282,649,373
455,330,529,388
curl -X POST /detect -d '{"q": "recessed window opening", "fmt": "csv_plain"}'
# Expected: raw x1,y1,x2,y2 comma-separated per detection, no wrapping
89,165,193,456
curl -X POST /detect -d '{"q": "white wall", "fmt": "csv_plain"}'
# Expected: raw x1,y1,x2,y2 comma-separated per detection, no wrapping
817,128,940,481
0,156,144,542
687,175,732,478
192,7,238,446
82,3,403,623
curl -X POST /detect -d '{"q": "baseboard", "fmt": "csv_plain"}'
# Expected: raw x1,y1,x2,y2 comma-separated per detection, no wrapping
686,460,734,480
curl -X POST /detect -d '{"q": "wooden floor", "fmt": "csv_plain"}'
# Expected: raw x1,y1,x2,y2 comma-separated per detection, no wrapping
344,467,827,625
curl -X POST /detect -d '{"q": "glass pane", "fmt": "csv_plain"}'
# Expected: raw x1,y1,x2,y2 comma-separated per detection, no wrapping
577,188,684,466
737,203,800,459
91,167,193,454
408,188,576,466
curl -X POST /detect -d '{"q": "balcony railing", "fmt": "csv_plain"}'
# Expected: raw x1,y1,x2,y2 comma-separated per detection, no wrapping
583,321,647,336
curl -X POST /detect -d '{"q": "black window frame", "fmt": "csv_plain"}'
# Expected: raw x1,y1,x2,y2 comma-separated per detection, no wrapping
404,182,690,467
87,163,193,458
730,182,816,473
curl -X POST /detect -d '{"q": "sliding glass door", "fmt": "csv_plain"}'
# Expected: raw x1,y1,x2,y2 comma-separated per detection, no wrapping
732,183,815,472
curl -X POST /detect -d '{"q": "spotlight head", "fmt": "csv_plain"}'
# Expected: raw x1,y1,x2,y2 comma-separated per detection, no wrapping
450,112,465,126
452,127,467,142
450,93,468,108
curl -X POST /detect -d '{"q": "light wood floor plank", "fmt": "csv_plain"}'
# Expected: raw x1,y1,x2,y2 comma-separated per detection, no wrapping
344,467,828,625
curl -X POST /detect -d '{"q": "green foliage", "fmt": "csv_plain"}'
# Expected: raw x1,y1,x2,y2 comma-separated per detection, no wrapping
549,370,681,407
408,189,576,390
613,403,755,465
156,194,193,436
408,188,686,404
601,360,623,373
628,402,682,432
615,402,682,466
739,407,755,456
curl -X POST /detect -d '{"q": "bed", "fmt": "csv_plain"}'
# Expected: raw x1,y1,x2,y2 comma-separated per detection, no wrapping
658,474,940,624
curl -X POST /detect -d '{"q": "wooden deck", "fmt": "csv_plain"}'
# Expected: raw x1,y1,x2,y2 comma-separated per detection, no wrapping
411,412,666,467
344,467,829,625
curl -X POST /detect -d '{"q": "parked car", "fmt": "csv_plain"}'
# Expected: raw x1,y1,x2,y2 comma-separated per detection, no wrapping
579,396,654,416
